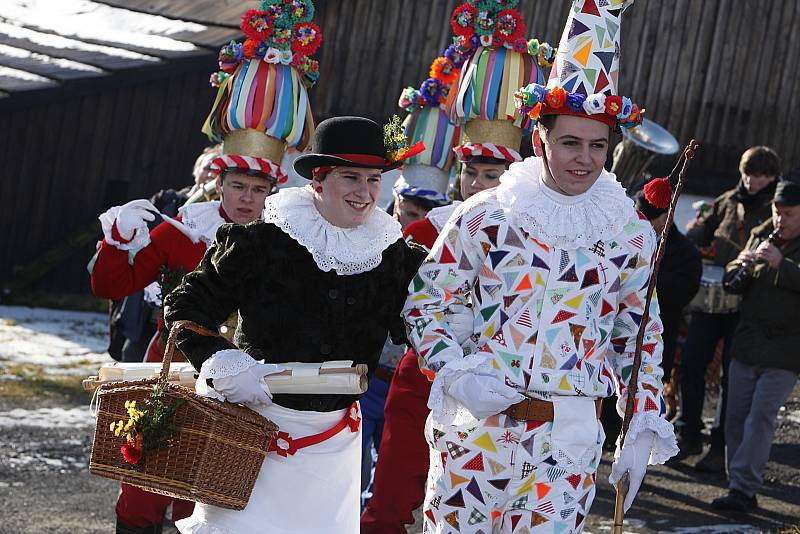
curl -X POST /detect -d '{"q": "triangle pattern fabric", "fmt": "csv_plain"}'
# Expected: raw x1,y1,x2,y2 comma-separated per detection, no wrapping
488,478,510,491
439,245,456,264
582,0,601,16
462,453,485,471
568,17,591,39
531,253,549,269
466,477,485,505
558,265,578,282
472,432,498,454
574,40,593,67
489,458,507,476
444,489,466,508
450,471,469,489
504,229,525,249
489,250,510,269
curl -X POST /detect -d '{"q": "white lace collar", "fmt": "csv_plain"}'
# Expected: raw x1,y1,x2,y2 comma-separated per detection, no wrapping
426,201,461,232
176,201,228,245
496,157,635,250
263,185,403,275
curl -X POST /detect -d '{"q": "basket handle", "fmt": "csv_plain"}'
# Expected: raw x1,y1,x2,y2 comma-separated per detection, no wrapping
161,320,223,384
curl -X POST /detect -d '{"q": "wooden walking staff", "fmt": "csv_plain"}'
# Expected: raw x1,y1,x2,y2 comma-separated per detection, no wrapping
612,139,700,533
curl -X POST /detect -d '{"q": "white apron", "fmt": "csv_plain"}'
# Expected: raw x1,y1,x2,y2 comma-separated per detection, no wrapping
176,402,362,534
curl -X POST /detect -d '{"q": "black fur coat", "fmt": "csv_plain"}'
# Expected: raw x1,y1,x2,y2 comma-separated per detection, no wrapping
164,221,426,411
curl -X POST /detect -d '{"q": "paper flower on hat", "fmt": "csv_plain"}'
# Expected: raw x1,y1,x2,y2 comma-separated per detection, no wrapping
495,9,525,45
451,3,477,38
644,177,672,209
211,0,323,90
292,22,322,56
241,10,273,41
515,0,641,130
429,57,459,86
420,78,444,107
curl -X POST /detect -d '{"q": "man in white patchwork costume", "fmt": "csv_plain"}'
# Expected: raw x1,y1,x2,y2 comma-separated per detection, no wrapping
402,1,678,532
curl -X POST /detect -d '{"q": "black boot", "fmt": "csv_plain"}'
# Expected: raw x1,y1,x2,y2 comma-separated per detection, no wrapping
116,518,163,534
711,489,757,513
694,447,726,473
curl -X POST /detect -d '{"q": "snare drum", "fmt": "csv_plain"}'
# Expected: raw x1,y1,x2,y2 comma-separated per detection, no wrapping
689,264,741,314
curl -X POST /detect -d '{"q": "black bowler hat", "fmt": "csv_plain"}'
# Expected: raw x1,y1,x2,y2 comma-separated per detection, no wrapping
774,179,800,206
294,116,422,179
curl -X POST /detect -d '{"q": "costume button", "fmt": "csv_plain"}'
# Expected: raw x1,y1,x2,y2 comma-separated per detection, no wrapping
320,343,332,355
346,296,356,305
328,289,338,300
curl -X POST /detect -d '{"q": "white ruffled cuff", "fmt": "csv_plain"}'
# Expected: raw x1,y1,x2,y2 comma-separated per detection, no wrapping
622,411,679,465
98,206,151,251
427,353,497,427
195,349,259,402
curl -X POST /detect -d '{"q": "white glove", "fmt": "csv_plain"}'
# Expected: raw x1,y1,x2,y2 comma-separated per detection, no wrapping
609,430,655,512
447,372,523,420
446,303,474,345
115,199,158,240
211,361,284,407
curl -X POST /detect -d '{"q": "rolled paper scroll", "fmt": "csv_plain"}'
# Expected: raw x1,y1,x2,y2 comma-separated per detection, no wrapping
84,360,368,395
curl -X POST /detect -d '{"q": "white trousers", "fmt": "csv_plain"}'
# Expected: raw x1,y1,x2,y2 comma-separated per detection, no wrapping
176,402,361,534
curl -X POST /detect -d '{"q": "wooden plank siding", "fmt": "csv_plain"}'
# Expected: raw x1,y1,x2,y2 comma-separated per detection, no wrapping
1,0,798,296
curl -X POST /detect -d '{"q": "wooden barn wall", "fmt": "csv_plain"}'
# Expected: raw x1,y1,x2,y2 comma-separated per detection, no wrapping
1,0,799,296
310,0,800,190
0,63,219,297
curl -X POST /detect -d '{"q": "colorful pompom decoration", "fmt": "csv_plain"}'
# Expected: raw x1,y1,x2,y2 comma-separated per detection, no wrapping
292,22,322,56
241,10,273,42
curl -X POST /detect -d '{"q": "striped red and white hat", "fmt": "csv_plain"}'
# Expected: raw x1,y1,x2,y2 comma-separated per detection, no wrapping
209,154,288,185
453,142,522,164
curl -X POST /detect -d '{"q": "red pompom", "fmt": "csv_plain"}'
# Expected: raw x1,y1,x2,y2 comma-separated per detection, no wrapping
643,177,672,209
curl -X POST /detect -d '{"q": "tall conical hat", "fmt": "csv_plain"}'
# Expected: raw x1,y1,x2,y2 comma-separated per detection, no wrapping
444,1,556,163
203,0,323,184
515,0,642,130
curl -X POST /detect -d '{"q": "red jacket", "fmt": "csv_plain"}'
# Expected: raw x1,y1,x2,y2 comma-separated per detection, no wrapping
402,217,439,251
91,219,208,300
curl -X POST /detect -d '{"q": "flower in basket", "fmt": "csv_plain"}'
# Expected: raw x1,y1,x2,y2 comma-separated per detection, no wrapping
384,115,425,165
109,388,184,467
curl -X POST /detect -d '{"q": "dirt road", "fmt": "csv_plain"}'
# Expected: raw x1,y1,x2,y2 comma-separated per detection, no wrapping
1,306,798,533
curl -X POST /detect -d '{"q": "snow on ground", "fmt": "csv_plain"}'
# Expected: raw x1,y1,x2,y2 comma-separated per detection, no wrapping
0,305,109,376
0,406,96,428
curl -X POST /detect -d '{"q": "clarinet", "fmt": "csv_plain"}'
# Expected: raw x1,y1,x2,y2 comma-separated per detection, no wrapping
723,227,785,294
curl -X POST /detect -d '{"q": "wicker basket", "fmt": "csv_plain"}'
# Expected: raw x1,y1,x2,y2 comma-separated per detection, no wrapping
89,320,278,510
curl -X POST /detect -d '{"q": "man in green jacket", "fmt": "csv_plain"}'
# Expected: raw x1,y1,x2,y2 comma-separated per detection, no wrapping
675,146,780,471
711,180,800,512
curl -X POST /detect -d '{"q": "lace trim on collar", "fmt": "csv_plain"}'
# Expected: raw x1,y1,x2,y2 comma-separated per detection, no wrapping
262,186,403,275
496,157,635,250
